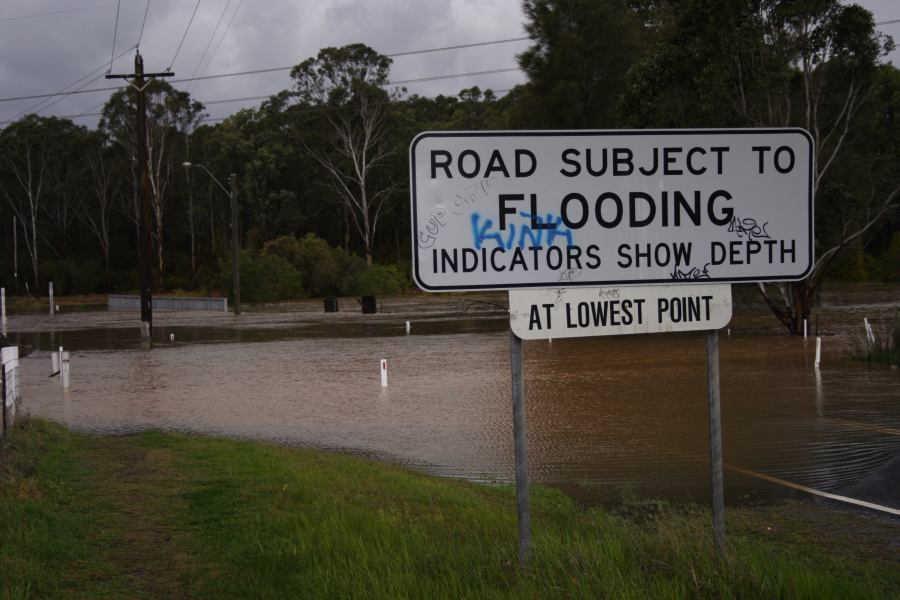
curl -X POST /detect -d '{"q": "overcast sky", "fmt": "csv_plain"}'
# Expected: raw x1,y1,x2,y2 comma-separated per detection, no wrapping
1,0,898,130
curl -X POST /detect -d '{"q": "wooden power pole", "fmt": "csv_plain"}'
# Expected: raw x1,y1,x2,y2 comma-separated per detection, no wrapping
106,51,173,342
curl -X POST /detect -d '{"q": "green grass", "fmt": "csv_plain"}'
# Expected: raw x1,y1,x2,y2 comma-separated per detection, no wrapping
7,294,107,313
2,418,898,599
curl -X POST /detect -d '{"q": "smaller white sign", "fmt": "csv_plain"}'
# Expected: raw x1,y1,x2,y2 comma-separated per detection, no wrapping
509,284,732,340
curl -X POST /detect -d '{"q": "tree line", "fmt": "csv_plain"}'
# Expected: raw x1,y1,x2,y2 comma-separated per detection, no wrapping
1,0,898,332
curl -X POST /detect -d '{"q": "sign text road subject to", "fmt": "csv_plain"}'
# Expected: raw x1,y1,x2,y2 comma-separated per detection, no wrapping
410,129,814,291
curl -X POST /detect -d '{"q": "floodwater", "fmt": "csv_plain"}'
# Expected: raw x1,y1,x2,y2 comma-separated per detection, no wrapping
6,285,900,507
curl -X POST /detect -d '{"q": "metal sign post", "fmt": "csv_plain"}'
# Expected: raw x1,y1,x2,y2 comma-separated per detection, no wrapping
509,330,532,566
706,330,726,552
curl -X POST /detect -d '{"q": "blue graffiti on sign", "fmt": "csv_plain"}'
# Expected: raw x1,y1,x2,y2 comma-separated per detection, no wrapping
471,212,574,250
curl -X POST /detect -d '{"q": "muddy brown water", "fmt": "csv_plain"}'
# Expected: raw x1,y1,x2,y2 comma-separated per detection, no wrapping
6,285,900,507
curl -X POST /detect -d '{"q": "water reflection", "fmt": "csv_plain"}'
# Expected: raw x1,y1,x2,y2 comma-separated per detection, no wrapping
9,288,900,508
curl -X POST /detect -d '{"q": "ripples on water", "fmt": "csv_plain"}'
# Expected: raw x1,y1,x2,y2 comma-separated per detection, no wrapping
11,288,900,507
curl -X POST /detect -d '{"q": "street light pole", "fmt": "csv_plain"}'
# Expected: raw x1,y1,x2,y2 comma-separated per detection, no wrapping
183,162,240,314
230,173,241,315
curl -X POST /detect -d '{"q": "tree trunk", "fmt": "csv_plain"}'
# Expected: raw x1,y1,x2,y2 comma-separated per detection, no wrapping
189,189,196,279
343,207,350,252
758,279,817,335
29,212,39,292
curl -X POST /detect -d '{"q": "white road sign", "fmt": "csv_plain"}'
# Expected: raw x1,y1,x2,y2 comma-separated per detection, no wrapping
410,129,813,291
509,284,733,340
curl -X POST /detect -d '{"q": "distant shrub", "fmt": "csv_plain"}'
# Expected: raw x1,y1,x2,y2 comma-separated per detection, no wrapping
163,251,196,292
193,264,221,295
828,241,868,282
263,234,364,297
349,264,407,296
41,258,105,295
865,232,900,282
221,251,303,303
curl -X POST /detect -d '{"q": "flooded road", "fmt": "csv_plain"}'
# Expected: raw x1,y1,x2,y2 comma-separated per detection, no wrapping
7,285,900,507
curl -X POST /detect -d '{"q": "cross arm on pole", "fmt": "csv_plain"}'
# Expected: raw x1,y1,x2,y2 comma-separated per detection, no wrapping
105,72,174,92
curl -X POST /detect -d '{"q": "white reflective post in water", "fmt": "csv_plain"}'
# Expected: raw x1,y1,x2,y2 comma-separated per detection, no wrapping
707,330,725,553
815,365,824,417
61,352,70,390
49,282,54,316
509,330,532,566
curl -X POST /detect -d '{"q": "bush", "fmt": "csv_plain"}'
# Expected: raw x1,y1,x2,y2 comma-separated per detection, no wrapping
349,264,408,296
41,258,105,295
263,234,364,297
221,251,303,303
193,264,221,295
828,240,868,281
163,251,196,292
865,232,900,282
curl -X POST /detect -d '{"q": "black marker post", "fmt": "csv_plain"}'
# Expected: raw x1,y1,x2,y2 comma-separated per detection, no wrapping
509,328,532,566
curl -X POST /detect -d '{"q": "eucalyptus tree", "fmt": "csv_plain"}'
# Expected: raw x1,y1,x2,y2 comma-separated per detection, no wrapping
192,98,306,255
510,0,646,128
290,43,401,265
100,80,205,288
0,115,87,291
73,131,116,289
622,0,897,333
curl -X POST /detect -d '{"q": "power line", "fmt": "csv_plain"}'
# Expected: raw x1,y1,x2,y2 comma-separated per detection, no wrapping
175,37,527,88
168,0,202,70
136,0,151,48
63,100,110,123
12,75,517,126
24,71,111,121
108,0,122,73
0,1,142,24
4,44,137,123
0,64,523,107
190,0,245,93
0,36,529,104
0,84,124,104
875,18,900,26
187,0,233,93
203,94,269,106
389,37,528,57
392,67,519,86
193,70,518,107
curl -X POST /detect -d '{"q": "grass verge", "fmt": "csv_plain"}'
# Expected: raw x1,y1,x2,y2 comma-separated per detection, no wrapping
2,417,898,599
7,295,108,313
